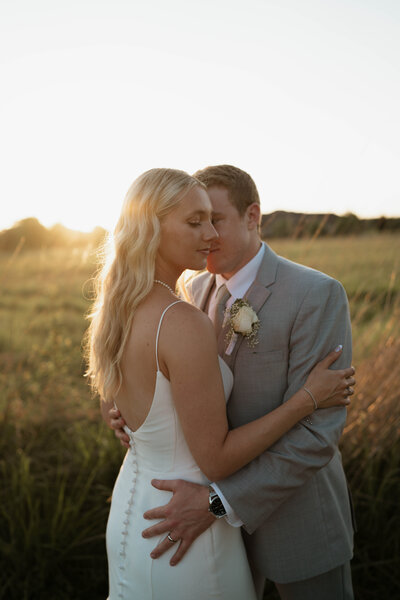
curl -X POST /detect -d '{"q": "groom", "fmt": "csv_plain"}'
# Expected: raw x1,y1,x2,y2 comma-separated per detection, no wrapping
110,165,355,599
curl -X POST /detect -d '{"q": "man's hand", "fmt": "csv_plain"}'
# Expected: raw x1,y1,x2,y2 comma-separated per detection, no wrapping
108,407,130,449
142,479,215,566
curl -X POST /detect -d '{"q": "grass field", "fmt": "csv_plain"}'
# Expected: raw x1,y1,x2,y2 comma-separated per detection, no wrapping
0,234,399,599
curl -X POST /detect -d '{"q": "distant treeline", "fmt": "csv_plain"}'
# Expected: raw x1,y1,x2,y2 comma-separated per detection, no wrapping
1,213,399,252
0,218,107,252
261,211,400,238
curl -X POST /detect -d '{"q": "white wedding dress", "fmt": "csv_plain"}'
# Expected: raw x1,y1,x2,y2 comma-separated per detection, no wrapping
106,302,256,600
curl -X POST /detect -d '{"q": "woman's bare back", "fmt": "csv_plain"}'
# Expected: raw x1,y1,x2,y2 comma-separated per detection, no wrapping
114,295,181,432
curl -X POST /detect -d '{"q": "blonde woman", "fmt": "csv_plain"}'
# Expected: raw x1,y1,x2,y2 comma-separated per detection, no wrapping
86,168,355,600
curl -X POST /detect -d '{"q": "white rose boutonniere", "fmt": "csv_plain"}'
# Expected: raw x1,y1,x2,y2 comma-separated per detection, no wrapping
224,299,260,352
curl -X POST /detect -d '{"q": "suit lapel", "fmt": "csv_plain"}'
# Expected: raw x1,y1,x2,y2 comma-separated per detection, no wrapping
199,276,215,312
223,244,279,368
191,272,215,310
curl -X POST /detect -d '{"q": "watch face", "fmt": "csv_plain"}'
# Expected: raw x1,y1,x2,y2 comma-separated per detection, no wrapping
210,495,226,517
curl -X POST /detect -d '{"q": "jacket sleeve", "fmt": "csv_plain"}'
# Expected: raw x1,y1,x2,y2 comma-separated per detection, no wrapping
216,276,352,534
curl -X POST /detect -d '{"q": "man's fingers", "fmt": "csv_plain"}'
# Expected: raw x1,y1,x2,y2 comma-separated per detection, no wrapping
110,417,125,429
170,539,191,566
114,428,129,441
114,430,130,444
149,535,179,559
142,508,169,524
151,478,179,492
148,535,190,565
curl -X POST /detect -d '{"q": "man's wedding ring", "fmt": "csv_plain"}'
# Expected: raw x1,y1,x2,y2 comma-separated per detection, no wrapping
167,533,178,543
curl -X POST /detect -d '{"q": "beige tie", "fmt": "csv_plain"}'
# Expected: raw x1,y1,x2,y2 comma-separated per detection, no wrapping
211,284,231,334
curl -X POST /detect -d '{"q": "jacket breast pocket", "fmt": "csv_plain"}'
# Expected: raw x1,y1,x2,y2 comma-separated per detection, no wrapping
249,349,285,363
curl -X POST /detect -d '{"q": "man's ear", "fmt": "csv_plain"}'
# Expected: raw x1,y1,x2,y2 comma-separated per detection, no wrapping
246,203,261,230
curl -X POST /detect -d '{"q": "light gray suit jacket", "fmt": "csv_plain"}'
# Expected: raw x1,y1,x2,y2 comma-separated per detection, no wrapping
189,243,355,584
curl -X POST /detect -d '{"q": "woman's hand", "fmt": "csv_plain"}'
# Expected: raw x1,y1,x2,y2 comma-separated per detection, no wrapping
304,346,356,410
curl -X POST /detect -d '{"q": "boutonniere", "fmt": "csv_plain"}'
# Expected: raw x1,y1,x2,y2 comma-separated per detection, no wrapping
224,299,260,354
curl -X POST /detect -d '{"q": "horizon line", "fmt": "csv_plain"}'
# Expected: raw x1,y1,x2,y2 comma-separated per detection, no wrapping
2,210,400,235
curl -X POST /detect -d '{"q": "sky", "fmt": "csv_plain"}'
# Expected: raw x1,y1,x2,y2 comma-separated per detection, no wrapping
1,0,399,232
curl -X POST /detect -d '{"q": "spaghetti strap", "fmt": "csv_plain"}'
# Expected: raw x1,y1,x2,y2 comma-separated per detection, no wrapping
155,301,183,372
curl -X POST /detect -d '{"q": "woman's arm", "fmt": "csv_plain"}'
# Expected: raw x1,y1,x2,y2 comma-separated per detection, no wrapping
161,304,353,482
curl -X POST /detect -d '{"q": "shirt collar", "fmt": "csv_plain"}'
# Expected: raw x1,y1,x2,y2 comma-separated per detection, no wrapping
215,243,264,300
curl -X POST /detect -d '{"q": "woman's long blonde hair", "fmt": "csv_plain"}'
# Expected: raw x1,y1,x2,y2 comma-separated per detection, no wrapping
85,168,203,401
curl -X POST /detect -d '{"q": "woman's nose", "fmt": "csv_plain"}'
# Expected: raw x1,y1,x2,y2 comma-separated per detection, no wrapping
204,222,219,242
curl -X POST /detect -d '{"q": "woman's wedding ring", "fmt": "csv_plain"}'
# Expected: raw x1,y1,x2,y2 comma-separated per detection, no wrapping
167,533,178,543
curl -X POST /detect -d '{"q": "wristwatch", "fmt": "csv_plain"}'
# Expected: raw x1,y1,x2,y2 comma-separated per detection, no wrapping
208,485,227,518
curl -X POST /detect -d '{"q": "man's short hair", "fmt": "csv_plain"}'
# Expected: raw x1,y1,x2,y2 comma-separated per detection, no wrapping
193,165,260,216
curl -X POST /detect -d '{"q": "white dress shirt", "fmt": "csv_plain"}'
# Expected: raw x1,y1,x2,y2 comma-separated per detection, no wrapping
207,243,264,526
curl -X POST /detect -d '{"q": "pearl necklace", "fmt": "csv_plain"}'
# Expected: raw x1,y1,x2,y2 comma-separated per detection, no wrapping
154,279,176,295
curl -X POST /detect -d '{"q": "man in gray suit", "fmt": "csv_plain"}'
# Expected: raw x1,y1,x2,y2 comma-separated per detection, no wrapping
110,165,355,599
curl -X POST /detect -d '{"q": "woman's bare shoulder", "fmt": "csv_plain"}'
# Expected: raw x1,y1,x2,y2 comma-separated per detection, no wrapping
158,301,220,382
165,300,213,327
161,300,215,347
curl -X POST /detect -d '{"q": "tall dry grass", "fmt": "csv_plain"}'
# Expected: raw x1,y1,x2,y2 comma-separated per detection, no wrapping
341,335,400,597
0,235,399,599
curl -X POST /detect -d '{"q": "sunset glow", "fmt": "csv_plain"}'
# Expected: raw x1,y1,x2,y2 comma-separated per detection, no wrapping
1,0,399,232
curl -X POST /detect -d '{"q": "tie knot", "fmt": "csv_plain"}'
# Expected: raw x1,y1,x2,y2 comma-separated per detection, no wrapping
215,284,230,305
211,284,231,333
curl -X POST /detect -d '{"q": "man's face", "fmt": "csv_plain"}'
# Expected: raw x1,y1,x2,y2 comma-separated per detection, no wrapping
206,186,255,279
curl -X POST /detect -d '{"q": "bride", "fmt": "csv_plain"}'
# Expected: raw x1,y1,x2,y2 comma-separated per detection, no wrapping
85,168,354,600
